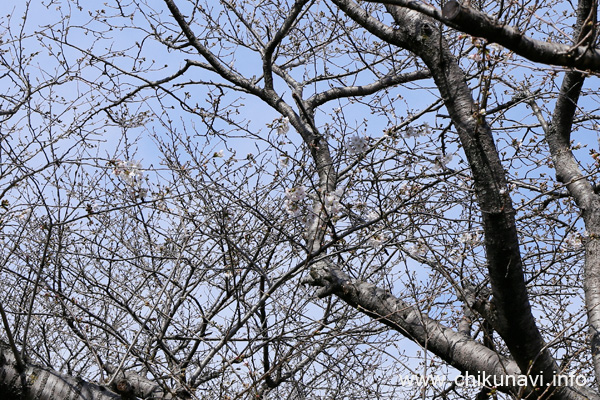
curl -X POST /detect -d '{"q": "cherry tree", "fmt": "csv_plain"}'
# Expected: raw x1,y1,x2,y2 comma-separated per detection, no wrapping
1,0,599,399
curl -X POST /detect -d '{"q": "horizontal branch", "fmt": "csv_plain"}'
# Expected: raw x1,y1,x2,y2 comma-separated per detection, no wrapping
307,69,431,108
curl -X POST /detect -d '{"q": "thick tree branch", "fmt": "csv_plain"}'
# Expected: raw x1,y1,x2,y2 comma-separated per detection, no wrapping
0,343,122,400
331,0,565,395
440,1,600,70
541,0,600,386
105,364,186,399
366,0,600,71
263,0,311,89
302,262,598,400
0,304,24,373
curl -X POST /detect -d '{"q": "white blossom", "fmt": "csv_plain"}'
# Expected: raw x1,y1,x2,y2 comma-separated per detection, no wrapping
367,210,379,221
449,249,465,263
406,242,427,257
137,187,149,199
277,117,290,135
489,43,503,52
440,153,453,165
324,188,343,215
113,159,144,186
284,185,307,217
368,233,386,248
87,202,99,213
564,233,583,249
512,139,523,149
432,152,453,171
213,150,224,158
284,201,302,217
405,123,432,138
347,135,369,154
17,209,32,221
421,122,432,135
404,126,419,138
285,186,306,202
278,156,290,169
399,181,409,193
459,232,479,246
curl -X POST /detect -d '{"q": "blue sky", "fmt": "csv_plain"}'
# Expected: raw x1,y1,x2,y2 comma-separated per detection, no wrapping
1,0,597,396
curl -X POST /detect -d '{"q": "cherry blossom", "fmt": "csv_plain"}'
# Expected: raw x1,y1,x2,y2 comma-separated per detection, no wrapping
346,135,369,154
277,117,290,135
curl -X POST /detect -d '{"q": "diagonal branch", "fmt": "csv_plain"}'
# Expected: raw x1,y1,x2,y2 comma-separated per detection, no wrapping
0,342,122,400
306,69,431,109
163,0,260,95
329,0,566,395
364,0,600,71
302,262,600,400
263,0,312,89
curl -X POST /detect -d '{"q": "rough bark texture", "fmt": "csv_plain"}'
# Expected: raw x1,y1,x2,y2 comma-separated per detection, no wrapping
327,0,575,397
549,47,600,397
369,0,600,70
439,0,600,70
545,69,600,375
303,262,599,400
0,343,122,400
537,0,600,387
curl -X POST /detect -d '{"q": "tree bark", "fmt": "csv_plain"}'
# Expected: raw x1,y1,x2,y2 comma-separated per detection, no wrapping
533,0,600,387
366,0,600,70
0,343,122,400
303,261,599,400
328,0,567,396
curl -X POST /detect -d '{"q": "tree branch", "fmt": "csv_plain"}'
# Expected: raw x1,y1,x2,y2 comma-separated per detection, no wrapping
263,0,311,89
302,261,599,400
541,0,600,386
306,69,431,109
0,342,122,400
365,0,600,70
331,0,565,394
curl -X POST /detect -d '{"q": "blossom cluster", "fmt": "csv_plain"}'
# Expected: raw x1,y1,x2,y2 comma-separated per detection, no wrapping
368,232,387,248
112,159,147,198
283,186,347,219
406,241,428,257
284,185,307,216
277,117,290,135
278,156,290,169
324,188,344,215
112,159,143,185
564,233,583,249
404,123,432,138
367,210,379,222
346,135,369,154
459,231,480,247
433,152,454,171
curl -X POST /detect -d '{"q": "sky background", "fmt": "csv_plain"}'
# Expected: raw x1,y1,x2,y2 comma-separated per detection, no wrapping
1,0,598,395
